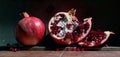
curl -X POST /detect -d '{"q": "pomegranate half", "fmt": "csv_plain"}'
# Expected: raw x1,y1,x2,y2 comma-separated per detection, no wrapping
78,30,114,47
48,9,92,45
14,12,45,46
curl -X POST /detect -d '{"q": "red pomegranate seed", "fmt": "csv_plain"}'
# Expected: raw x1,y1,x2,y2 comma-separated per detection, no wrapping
9,48,14,51
105,44,109,47
66,47,71,51
72,47,77,51
64,32,73,41
66,24,72,29
9,48,18,52
76,48,80,51
81,48,85,51
74,35,79,41
56,48,60,51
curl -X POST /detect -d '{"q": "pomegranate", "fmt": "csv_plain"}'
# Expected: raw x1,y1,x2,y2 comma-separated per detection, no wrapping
78,30,114,47
14,12,45,46
48,9,92,45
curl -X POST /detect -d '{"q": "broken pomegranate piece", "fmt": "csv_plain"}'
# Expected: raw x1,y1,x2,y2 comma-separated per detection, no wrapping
78,30,114,47
48,9,92,45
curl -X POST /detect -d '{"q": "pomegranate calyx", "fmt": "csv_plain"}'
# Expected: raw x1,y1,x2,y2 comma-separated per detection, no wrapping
68,8,76,16
23,12,30,18
83,17,92,22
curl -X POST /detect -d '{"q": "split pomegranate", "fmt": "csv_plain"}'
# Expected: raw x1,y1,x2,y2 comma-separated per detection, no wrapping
78,30,114,47
14,12,45,46
48,9,92,45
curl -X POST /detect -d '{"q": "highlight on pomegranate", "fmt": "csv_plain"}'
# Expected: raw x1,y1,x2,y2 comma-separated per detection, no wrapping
14,12,45,46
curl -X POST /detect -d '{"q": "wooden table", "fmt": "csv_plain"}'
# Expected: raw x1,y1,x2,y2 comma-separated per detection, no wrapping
0,51,120,57
1,47,120,57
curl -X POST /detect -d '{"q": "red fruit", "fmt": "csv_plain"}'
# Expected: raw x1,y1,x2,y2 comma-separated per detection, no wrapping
48,8,92,45
78,30,114,47
14,12,45,46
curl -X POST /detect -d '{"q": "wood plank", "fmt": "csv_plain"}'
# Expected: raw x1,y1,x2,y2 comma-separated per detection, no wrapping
0,51,120,57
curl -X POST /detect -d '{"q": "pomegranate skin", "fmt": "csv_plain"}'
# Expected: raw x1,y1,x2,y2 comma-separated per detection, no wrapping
14,12,45,46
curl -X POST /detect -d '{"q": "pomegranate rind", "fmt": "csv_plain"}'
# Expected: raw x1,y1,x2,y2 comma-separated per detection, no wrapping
76,17,92,43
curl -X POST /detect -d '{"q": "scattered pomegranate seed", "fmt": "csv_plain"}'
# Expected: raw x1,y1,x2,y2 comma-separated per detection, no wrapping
9,48,19,52
56,48,59,51
81,48,85,51
72,47,77,51
105,44,109,47
66,47,71,51
76,48,80,51
9,48,15,52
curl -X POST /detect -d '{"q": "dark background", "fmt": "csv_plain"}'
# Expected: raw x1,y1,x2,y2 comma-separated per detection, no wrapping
0,0,119,47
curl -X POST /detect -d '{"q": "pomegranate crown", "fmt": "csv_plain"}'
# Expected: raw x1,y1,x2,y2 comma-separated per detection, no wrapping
68,8,76,16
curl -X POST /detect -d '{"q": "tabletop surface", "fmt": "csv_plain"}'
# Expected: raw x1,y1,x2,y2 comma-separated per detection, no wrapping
0,51,120,57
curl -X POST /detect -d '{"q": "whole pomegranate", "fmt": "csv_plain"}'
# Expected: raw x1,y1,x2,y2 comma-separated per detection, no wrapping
78,30,114,47
14,12,45,46
48,9,92,45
